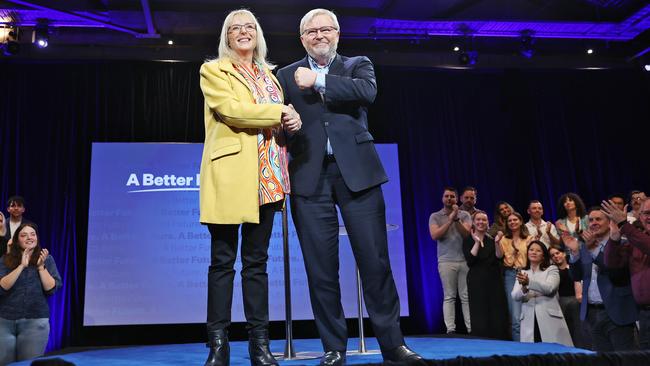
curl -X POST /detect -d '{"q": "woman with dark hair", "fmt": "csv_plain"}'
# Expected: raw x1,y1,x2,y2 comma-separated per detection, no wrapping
549,245,588,348
462,211,510,340
512,241,573,346
496,212,532,341
0,223,62,364
488,201,514,237
555,193,589,239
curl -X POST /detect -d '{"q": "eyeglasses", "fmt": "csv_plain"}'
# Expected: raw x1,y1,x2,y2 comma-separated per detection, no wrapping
302,26,338,38
228,23,256,34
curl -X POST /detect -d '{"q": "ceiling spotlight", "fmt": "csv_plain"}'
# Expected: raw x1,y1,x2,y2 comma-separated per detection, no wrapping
587,48,594,55
519,31,535,59
453,45,460,52
32,21,50,49
644,64,650,72
167,39,174,45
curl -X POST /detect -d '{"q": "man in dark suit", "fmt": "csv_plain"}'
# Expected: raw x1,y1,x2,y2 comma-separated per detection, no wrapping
566,207,638,351
276,8,422,366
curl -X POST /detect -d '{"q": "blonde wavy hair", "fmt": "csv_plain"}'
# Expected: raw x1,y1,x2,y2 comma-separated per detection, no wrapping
215,9,275,70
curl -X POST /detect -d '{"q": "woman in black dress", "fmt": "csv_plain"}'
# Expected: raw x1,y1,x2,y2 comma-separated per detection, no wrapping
463,210,511,340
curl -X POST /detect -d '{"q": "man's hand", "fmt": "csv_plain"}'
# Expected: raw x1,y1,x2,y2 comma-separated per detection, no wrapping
562,233,580,255
294,67,317,90
609,220,622,241
546,221,554,234
449,204,459,221
601,200,628,225
581,229,596,248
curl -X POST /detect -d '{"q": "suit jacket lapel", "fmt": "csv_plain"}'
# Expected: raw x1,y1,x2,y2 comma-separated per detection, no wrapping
299,56,310,69
328,54,344,76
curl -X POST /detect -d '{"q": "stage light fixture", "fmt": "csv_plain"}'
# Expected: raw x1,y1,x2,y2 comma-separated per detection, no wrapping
453,45,460,52
587,48,594,55
167,39,174,45
519,31,535,59
644,64,650,72
32,22,50,49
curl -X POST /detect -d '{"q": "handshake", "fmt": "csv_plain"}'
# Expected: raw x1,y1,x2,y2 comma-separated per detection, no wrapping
281,104,302,133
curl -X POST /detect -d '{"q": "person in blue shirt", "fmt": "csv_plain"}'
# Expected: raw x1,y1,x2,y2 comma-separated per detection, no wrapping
0,223,62,364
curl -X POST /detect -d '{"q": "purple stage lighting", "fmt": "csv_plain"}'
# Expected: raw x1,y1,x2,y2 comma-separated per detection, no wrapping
32,21,49,48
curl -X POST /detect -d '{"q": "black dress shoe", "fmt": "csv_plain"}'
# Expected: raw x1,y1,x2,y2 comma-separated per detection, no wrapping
382,345,424,364
320,350,346,366
248,329,278,366
204,329,229,366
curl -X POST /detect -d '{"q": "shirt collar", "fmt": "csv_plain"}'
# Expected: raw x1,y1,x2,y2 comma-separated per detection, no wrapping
308,54,335,69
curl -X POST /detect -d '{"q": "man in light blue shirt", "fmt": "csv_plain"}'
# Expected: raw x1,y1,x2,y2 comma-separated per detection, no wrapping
567,207,638,351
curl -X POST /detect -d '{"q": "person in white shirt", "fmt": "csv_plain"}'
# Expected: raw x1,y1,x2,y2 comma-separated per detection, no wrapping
525,200,560,248
627,190,646,223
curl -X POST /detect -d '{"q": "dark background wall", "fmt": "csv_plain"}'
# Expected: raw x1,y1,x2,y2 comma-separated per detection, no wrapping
1,60,649,350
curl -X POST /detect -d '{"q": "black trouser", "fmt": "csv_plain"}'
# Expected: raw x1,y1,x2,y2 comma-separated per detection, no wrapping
587,305,637,351
291,159,404,352
206,201,280,332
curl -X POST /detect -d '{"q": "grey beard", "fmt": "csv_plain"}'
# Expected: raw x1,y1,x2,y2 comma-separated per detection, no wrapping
308,43,338,62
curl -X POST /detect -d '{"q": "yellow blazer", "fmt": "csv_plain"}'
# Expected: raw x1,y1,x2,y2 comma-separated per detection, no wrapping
198,58,284,224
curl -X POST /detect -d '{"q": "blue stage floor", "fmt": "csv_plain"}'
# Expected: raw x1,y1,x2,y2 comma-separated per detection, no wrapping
11,337,592,365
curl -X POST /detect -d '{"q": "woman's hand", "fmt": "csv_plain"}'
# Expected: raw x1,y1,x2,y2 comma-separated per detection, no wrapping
516,270,529,286
37,248,49,270
494,230,504,244
556,220,568,235
471,228,483,247
21,248,33,268
282,104,302,133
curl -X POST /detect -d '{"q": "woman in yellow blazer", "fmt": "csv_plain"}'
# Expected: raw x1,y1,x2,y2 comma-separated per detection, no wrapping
198,9,301,366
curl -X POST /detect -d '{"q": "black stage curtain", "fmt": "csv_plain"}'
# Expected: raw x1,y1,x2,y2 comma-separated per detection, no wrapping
1,60,649,349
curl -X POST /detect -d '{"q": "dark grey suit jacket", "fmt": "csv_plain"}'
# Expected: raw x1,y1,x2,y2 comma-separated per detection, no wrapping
570,243,638,325
276,54,388,196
